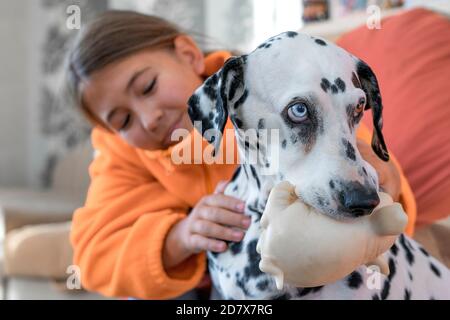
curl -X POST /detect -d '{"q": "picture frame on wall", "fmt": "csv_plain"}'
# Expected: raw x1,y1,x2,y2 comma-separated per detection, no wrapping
302,0,330,22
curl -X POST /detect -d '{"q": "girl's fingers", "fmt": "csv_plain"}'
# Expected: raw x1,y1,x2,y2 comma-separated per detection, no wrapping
191,220,245,242
189,234,227,253
203,193,246,213
200,206,251,229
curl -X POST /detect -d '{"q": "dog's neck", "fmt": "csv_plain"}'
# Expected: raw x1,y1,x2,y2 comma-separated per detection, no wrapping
223,130,285,216
226,160,282,220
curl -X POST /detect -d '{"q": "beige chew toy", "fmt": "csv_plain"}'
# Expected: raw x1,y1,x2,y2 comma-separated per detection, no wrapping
256,181,408,290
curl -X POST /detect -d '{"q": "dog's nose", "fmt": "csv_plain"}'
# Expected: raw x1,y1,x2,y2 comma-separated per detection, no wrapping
342,187,380,217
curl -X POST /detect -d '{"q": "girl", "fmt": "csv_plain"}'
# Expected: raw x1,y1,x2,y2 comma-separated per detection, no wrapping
67,10,415,300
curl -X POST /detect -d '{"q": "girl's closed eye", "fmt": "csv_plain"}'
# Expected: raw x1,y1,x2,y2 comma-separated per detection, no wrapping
119,113,132,131
142,77,157,96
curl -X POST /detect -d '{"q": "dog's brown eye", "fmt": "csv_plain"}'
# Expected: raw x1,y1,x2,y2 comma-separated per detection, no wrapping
287,103,308,123
354,101,365,117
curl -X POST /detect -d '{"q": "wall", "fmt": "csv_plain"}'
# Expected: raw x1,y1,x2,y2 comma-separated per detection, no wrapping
0,1,30,188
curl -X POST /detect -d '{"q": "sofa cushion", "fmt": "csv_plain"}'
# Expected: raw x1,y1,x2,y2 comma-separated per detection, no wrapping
337,8,450,227
4,221,73,280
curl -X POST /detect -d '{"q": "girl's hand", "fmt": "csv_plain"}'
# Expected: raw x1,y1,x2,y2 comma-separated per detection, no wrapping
178,181,250,254
357,139,401,202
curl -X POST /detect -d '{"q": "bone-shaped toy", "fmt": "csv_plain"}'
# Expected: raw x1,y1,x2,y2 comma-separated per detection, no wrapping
256,181,408,290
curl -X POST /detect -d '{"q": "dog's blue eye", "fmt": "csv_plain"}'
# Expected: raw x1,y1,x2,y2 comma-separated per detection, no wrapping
287,103,308,122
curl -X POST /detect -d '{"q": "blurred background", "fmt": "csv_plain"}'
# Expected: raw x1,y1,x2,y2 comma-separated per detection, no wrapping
0,0,448,300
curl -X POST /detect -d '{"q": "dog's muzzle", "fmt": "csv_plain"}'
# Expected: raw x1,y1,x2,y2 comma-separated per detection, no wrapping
337,183,380,217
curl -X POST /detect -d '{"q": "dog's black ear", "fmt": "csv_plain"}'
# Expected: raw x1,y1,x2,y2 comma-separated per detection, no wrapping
188,56,246,154
356,59,389,162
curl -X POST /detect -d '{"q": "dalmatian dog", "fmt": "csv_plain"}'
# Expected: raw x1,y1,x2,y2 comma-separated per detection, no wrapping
187,32,450,300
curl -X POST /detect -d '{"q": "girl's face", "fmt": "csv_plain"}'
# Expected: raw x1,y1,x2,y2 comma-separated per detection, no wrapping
81,35,205,151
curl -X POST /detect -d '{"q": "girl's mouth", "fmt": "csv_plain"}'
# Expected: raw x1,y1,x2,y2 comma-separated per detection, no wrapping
163,114,184,146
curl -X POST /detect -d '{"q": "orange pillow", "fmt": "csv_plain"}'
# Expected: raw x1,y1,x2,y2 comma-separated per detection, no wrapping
337,8,450,227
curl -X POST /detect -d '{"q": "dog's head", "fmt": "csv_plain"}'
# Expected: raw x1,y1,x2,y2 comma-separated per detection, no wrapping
188,32,389,219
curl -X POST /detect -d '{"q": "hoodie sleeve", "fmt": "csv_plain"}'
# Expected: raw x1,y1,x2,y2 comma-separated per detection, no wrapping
70,128,206,300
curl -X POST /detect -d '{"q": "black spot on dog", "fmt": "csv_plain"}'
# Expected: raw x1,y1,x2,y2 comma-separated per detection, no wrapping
347,271,363,289
380,279,391,300
208,112,214,120
281,139,287,149
247,205,263,221
331,84,338,94
343,139,356,161
297,286,323,297
264,44,271,49
429,263,441,278
230,115,243,129
286,31,298,38
230,166,241,183
362,167,368,176
250,165,261,189
317,196,325,206
243,240,263,279
329,180,335,189
314,38,327,46
387,257,396,281
372,294,380,300
352,72,362,89
419,247,430,257
233,89,248,110
242,165,249,179
321,78,331,92
236,277,251,297
408,272,413,281
390,243,399,256
256,279,269,291
335,77,346,92
257,42,267,49
226,273,230,278
232,185,238,192
274,293,290,300
228,79,241,102
229,240,243,255
258,118,265,130
399,235,415,266
188,94,200,112
404,288,411,300
203,74,218,101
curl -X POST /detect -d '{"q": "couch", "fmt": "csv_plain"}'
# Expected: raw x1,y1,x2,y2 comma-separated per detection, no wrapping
0,139,110,299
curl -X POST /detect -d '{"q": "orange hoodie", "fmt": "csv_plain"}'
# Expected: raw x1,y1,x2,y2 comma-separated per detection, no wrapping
70,51,416,300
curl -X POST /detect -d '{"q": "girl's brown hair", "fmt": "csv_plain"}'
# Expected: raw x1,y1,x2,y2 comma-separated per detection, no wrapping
66,10,183,129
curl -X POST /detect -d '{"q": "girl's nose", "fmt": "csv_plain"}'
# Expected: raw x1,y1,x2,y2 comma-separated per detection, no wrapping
140,108,164,132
